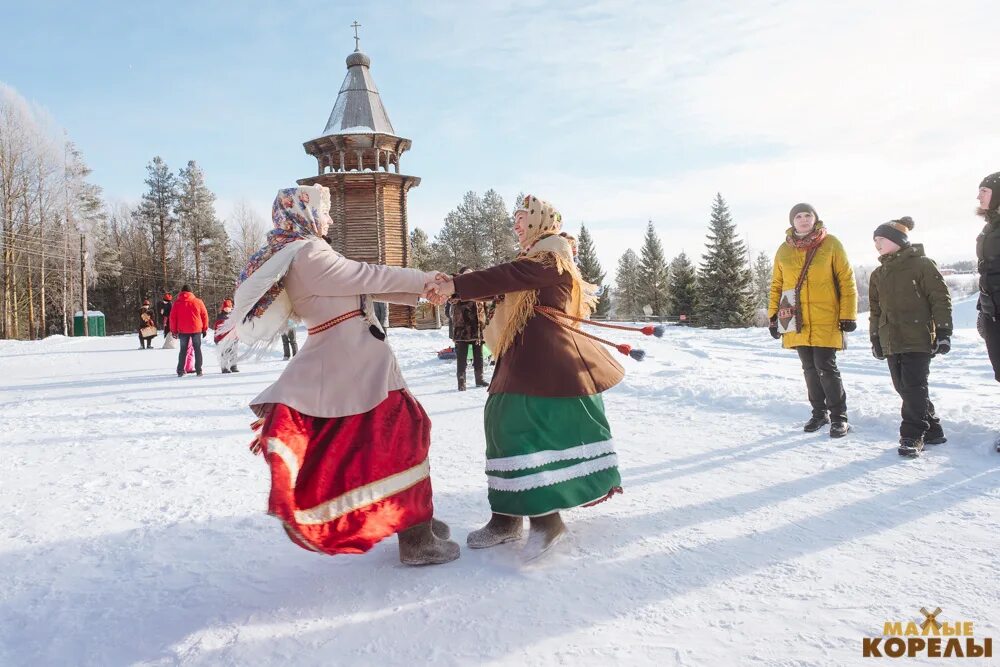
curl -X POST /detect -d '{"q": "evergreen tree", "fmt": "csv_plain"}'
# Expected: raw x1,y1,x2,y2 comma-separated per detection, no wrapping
638,220,669,316
668,252,697,322
135,156,177,289
751,250,773,311
481,189,518,264
614,249,643,320
577,224,610,317
409,227,434,271
176,160,226,290
696,193,755,327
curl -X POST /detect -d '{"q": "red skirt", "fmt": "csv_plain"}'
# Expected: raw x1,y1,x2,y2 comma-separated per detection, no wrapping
259,389,434,555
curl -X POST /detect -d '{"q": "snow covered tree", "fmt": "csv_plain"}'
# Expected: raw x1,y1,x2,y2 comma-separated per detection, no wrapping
638,220,669,316
135,156,177,289
577,224,610,317
614,249,643,320
696,193,755,328
668,252,697,322
751,250,772,311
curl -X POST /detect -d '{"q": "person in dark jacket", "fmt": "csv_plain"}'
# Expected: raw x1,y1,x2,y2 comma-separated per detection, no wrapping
138,300,157,349
869,217,952,457
168,284,209,377
449,267,489,391
976,172,1000,381
158,293,173,337
281,320,298,360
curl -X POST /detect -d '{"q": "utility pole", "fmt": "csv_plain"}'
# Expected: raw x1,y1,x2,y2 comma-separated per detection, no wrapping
80,232,88,336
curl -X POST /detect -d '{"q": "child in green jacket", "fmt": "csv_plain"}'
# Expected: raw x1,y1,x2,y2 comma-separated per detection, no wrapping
869,217,953,457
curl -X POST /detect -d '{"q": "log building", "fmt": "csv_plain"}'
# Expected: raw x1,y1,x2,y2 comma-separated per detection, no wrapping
297,41,420,327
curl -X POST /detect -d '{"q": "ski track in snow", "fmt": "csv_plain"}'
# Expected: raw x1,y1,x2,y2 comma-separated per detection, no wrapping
1,301,998,666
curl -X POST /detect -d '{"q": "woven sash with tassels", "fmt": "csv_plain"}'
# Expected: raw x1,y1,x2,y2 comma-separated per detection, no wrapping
533,306,663,361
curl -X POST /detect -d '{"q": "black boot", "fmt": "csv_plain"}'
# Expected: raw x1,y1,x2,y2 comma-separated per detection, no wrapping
924,422,946,445
830,421,851,438
230,365,239,373
898,437,924,457
222,368,231,374
458,376,466,392
803,414,830,433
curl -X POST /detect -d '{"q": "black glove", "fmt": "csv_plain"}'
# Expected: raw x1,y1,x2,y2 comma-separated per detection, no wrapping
932,337,951,356
768,316,780,340
839,320,857,332
871,337,885,360
202,330,208,337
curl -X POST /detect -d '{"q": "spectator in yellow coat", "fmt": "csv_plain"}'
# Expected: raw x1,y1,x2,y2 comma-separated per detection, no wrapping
768,203,858,438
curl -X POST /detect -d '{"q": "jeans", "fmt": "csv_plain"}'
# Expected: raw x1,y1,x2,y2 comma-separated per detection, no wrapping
177,333,203,374
796,346,847,422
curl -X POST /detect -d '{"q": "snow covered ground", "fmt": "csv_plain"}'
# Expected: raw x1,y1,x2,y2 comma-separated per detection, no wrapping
2,299,998,666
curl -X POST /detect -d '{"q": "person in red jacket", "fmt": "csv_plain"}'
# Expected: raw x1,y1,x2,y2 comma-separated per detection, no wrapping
168,284,209,377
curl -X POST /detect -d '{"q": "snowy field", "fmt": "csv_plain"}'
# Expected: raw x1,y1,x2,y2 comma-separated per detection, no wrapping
2,299,998,666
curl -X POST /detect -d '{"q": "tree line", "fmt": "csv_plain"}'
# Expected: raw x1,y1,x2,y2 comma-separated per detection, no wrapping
0,84,265,339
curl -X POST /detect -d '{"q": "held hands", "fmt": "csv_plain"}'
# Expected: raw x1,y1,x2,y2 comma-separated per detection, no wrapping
421,272,455,306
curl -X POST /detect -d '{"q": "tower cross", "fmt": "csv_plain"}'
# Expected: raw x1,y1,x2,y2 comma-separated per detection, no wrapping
351,21,362,51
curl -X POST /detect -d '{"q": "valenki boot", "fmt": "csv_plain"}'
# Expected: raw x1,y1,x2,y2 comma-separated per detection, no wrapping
466,513,523,549
523,512,567,562
397,520,460,566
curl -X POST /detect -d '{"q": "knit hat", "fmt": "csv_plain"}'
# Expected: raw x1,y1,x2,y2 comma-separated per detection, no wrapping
163,293,172,301
516,195,563,247
873,216,915,248
789,203,819,225
980,172,1000,211
222,298,233,309
142,299,150,306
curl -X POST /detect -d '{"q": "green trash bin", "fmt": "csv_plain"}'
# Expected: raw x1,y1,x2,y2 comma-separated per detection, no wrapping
73,310,106,337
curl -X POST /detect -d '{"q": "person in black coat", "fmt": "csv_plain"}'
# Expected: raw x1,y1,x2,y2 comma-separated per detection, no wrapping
449,267,488,391
158,293,174,337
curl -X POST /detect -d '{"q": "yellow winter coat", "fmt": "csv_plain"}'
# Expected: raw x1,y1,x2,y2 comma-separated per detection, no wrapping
768,231,858,350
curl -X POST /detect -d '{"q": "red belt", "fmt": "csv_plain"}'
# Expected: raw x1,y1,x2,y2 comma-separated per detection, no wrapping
307,309,363,335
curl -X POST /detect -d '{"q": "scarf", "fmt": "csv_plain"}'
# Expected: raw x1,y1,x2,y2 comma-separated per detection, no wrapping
483,233,597,359
237,186,331,324
785,222,828,250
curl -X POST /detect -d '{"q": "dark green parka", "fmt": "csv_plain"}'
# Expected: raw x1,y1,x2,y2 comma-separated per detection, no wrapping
869,244,952,355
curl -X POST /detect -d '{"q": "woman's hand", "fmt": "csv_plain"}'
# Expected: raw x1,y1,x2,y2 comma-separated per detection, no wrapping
422,273,455,305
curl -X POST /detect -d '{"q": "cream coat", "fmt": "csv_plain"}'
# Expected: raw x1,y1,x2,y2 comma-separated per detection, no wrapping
250,238,436,418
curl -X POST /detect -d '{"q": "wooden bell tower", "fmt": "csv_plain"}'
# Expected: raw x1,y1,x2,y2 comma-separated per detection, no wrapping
297,29,420,327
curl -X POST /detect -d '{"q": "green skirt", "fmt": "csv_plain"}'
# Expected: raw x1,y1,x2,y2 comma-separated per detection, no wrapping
483,392,621,517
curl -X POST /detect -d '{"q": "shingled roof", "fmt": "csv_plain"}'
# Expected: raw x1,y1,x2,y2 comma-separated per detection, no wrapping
321,50,396,137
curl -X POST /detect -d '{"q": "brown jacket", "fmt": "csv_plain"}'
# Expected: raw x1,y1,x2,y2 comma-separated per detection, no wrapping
450,299,487,343
454,260,623,397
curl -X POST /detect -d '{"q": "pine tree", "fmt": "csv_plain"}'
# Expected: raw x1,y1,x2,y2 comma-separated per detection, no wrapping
696,193,755,328
751,250,773,311
614,249,643,320
577,224,610,317
668,252,697,322
176,161,222,290
135,156,177,289
481,189,518,264
638,220,669,316
409,227,434,271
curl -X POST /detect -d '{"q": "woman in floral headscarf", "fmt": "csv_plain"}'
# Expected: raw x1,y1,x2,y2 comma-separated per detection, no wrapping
431,195,625,561
227,185,460,566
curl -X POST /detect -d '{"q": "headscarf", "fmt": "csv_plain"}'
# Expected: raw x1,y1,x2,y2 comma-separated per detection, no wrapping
785,221,828,250
237,185,331,324
484,195,597,358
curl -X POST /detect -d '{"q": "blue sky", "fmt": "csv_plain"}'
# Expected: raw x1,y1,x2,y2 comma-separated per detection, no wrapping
3,1,1000,273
